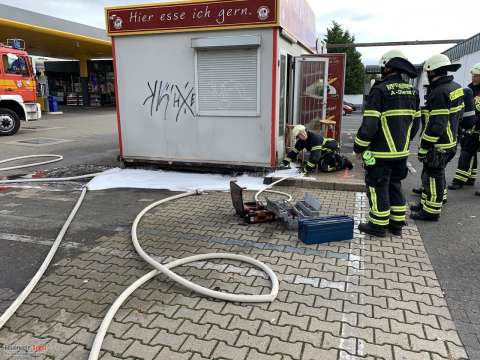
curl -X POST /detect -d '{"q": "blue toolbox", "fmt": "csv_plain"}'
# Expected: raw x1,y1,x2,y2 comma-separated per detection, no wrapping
298,216,354,244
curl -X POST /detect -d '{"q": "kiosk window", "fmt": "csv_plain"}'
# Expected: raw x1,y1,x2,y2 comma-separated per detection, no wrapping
3,54,28,76
196,48,259,116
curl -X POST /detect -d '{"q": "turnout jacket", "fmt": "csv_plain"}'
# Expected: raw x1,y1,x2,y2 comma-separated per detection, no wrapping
354,73,421,160
285,131,337,170
459,87,477,131
468,83,480,129
419,76,464,155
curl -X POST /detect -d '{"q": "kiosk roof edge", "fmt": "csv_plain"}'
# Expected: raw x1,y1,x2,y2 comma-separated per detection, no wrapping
105,0,224,12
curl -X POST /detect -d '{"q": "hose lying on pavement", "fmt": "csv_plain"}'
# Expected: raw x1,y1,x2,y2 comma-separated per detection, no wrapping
89,191,282,359
0,187,88,329
0,155,299,359
255,175,301,203
0,154,63,171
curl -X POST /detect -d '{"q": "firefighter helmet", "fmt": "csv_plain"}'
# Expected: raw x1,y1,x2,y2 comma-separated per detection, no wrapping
423,54,461,72
471,63,480,75
379,50,407,67
379,49,417,78
292,125,306,138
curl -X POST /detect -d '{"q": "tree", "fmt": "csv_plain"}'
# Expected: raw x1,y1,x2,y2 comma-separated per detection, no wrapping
325,21,365,94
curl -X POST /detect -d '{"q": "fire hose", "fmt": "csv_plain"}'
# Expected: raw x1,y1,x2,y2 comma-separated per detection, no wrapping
0,155,299,359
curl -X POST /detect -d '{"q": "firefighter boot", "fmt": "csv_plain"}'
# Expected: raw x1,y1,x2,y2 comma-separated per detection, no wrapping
388,224,402,236
344,158,353,170
410,210,439,222
448,180,464,190
410,203,422,212
358,223,386,238
412,187,423,195
388,221,405,236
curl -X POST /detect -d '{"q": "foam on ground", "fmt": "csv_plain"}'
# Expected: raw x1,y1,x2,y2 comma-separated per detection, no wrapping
87,168,300,192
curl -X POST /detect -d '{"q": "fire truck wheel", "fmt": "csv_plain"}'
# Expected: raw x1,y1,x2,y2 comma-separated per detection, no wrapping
0,108,20,136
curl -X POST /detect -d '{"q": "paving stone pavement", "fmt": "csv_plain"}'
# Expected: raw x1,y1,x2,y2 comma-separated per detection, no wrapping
0,187,470,359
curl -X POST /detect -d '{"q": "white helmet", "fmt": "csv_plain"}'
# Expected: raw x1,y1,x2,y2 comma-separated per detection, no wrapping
379,49,408,67
471,63,480,75
379,50,417,78
292,124,306,138
423,54,461,72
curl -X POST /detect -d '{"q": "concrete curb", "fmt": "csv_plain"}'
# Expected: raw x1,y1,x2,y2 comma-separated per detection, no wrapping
266,177,366,192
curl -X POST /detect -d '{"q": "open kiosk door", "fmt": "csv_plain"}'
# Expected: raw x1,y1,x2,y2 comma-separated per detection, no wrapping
283,56,329,157
293,57,329,129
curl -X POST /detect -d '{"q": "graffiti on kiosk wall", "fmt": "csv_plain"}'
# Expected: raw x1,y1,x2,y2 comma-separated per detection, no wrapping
142,80,196,122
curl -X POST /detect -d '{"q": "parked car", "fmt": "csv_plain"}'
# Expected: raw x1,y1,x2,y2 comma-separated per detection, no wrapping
343,103,353,115
344,101,357,111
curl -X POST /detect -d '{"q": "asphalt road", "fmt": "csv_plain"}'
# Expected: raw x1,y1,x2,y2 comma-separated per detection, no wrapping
343,111,480,359
0,108,177,311
0,107,119,177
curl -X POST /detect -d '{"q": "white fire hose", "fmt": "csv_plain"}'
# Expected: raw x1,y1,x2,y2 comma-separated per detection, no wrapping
0,154,63,172
0,155,299,359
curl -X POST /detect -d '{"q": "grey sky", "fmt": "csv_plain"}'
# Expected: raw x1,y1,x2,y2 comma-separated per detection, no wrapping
1,0,478,64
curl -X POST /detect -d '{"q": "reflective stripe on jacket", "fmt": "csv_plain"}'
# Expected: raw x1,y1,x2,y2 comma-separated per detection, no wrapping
354,73,421,160
419,76,464,154
285,131,337,170
459,87,477,131
468,83,480,130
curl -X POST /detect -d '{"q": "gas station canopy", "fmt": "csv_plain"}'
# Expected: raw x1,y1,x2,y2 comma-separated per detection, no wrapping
0,3,111,59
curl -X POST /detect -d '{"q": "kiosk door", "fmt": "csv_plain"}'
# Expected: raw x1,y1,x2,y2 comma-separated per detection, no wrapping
293,57,329,128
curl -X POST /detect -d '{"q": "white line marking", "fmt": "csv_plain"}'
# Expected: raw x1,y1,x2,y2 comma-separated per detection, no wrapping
0,232,81,249
338,192,367,358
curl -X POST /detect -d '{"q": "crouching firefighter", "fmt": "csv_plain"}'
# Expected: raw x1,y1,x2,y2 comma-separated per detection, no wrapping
354,50,421,237
410,54,464,221
282,125,353,173
449,63,480,191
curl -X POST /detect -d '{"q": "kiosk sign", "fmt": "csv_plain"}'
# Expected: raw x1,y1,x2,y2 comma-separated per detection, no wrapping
106,0,278,36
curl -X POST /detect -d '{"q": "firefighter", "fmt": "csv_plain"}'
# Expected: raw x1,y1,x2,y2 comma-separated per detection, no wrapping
448,88,478,189
354,50,420,237
471,63,480,197
282,125,353,173
410,54,464,221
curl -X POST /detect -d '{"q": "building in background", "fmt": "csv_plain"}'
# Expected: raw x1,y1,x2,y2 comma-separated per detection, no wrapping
0,3,112,110
444,33,480,86
417,33,480,103
43,60,115,107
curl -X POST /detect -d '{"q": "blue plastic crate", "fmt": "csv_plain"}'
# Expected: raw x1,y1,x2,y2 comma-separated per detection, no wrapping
298,216,354,244
48,96,59,112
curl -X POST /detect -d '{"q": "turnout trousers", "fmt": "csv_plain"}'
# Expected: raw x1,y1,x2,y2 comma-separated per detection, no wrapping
421,150,455,215
306,151,350,173
365,159,408,228
454,134,479,184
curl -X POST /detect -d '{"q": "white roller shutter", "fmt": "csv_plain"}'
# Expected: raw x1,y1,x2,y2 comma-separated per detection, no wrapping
196,48,259,116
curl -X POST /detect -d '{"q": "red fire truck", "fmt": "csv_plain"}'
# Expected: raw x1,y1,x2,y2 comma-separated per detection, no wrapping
0,40,41,136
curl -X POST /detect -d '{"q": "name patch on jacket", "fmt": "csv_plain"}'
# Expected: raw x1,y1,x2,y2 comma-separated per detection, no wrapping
386,83,416,96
